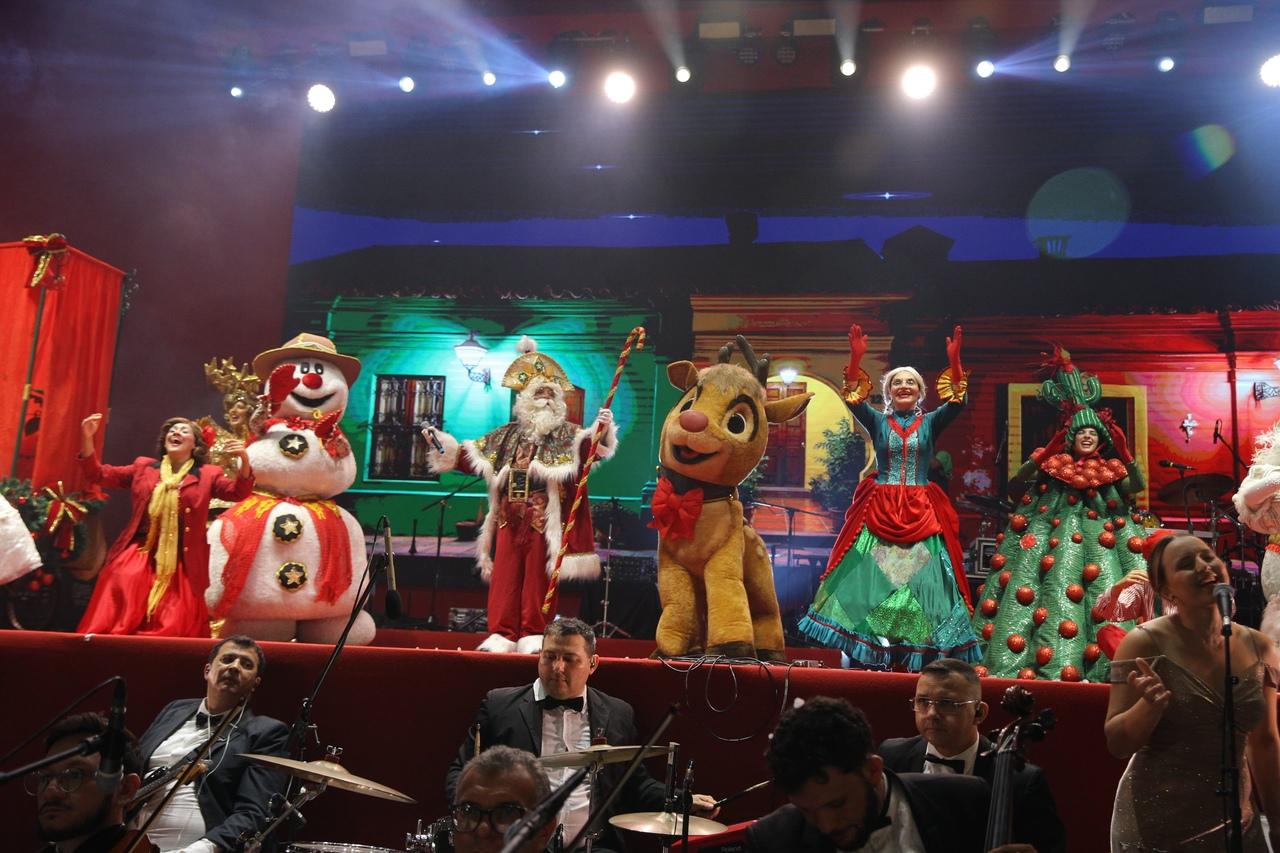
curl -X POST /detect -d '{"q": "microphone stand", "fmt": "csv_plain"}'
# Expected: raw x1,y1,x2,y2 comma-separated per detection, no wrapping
0,735,103,786
498,766,590,853
419,476,484,630
593,497,628,639
1172,466,1194,535
751,500,828,596
1219,606,1244,853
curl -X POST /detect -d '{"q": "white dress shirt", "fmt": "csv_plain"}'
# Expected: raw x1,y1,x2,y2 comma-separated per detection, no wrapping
921,736,981,777
533,680,592,842
139,702,222,853
859,775,927,853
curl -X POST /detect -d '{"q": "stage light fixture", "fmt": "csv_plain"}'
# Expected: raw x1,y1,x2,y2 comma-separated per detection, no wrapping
839,58,857,76
965,17,998,81
229,85,244,98
482,71,497,87
603,70,636,103
901,64,937,99
1054,54,1071,73
675,65,692,83
307,83,336,112
398,76,415,93
778,368,799,384
1157,55,1176,72
1263,55,1280,87
975,60,995,78
548,69,568,88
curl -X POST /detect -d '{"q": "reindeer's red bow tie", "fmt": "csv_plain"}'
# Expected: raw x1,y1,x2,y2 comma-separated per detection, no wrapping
649,476,703,541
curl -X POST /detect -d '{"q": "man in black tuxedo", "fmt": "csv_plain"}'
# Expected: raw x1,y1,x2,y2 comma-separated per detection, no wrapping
137,635,289,853
747,696,1036,853
879,659,1066,853
447,618,717,851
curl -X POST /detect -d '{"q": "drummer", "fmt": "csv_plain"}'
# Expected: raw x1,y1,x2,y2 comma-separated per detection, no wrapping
137,635,290,853
446,618,718,851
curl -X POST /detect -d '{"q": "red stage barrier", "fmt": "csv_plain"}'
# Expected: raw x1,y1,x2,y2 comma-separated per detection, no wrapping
1,630,1123,851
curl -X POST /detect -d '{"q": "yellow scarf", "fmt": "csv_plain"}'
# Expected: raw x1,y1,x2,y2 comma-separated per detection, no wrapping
143,455,195,618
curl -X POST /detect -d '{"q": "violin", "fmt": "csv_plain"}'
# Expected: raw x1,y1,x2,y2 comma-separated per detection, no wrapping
983,685,1055,850
108,828,159,853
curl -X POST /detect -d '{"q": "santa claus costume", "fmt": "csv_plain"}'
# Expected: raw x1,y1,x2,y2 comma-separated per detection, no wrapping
426,337,615,653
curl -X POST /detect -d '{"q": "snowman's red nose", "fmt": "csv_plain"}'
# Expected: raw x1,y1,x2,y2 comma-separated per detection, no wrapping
301,373,323,389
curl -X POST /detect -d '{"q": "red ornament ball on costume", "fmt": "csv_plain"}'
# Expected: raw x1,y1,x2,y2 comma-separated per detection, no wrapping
1039,483,1049,494
1060,666,1082,682
1099,531,1116,548
41,572,54,586
1072,475,1088,489
17,496,27,505
1036,646,1054,666
1011,514,1028,532
1016,586,1035,605
1067,495,1079,506
1128,536,1145,554
1066,584,1086,603
1033,607,1048,625
1038,504,1049,514
1114,516,1126,528
1018,667,1038,680
1039,555,1055,573
1107,499,1119,510
1082,563,1101,583
1051,517,1061,528
1059,619,1079,638
1087,509,1098,519
1091,605,1106,623
981,599,999,617
982,623,995,640
976,584,986,599
27,579,39,591
996,532,1005,544
1048,537,1060,549
998,571,1012,587
1086,488,1098,498
1103,521,1115,532
1020,534,1038,550
975,665,989,677
1021,494,1033,505
1084,643,1102,663
991,553,1007,571
1008,634,1027,653
1071,532,1083,544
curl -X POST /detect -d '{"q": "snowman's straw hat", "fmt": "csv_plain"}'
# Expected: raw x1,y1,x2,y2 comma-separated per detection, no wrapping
253,333,361,386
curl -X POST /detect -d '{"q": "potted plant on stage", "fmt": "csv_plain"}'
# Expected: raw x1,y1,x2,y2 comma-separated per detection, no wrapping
808,420,867,531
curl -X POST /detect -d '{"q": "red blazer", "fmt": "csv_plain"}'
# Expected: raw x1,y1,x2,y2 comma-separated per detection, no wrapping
80,454,254,593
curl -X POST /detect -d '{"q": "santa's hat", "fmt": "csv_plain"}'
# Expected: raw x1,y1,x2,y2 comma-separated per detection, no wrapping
502,335,571,392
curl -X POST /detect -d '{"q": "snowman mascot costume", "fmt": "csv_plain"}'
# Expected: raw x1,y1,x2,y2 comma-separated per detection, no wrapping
207,333,373,644
1236,421,1280,642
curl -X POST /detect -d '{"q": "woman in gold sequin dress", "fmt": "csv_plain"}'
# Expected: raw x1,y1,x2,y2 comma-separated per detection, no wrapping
1106,532,1280,851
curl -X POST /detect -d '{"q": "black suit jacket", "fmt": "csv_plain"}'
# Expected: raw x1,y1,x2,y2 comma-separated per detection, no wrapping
878,735,1066,853
745,770,989,853
139,698,289,852
446,684,667,849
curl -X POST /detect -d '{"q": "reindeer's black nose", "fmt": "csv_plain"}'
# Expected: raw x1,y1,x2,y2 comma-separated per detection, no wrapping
678,410,708,432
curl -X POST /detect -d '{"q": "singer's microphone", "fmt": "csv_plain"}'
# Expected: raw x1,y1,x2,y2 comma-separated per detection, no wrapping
500,765,589,853
1158,460,1196,471
423,425,444,454
1213,583,1235,627
96,677,127,792
1213,419,1222,446
383,522,402,620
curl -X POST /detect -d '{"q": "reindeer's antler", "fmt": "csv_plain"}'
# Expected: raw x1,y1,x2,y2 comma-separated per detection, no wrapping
733,335,770,385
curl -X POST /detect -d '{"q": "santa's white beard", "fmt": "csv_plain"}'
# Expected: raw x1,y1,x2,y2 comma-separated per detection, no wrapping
514,389,567,440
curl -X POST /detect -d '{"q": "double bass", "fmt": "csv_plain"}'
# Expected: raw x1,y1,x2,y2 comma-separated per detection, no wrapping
983,685,1055,850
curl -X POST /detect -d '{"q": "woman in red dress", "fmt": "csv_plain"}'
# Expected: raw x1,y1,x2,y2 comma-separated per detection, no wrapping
76,413,253,636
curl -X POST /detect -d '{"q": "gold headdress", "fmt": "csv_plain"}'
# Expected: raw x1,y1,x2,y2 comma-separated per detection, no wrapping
204,357,262,409
501,335,571,392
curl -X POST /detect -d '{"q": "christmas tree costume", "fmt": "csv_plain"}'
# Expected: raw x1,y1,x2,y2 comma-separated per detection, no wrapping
798,325,979,670
973,349,1147,682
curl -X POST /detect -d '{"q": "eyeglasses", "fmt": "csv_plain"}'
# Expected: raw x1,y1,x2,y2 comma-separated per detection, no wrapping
909,697,980,715
451,801,527,833
24,767,89,796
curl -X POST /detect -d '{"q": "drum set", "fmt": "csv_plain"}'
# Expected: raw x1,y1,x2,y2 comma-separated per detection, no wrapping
252,743,731,853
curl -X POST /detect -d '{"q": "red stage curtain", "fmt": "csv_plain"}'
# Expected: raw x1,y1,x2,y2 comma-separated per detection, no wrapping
0,242,124,491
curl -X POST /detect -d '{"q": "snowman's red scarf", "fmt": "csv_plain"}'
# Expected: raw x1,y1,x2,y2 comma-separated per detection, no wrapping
261,413,351,459
209,490,353,618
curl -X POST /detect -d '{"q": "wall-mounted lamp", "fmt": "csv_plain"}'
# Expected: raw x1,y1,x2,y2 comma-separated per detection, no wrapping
778,367,799,384
454,331,491,387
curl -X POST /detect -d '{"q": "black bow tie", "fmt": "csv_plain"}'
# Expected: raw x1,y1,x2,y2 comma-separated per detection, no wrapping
924,754,965,773
539,696,584,713
195,711,226,727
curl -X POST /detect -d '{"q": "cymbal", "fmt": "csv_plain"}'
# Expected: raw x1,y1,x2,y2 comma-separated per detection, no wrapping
538,744,669,769
241,754,416,804
1156,473,1236,506
609,811,728,837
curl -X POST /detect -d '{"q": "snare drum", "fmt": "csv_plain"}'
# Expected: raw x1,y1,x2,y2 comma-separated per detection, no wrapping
287,844,402,853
